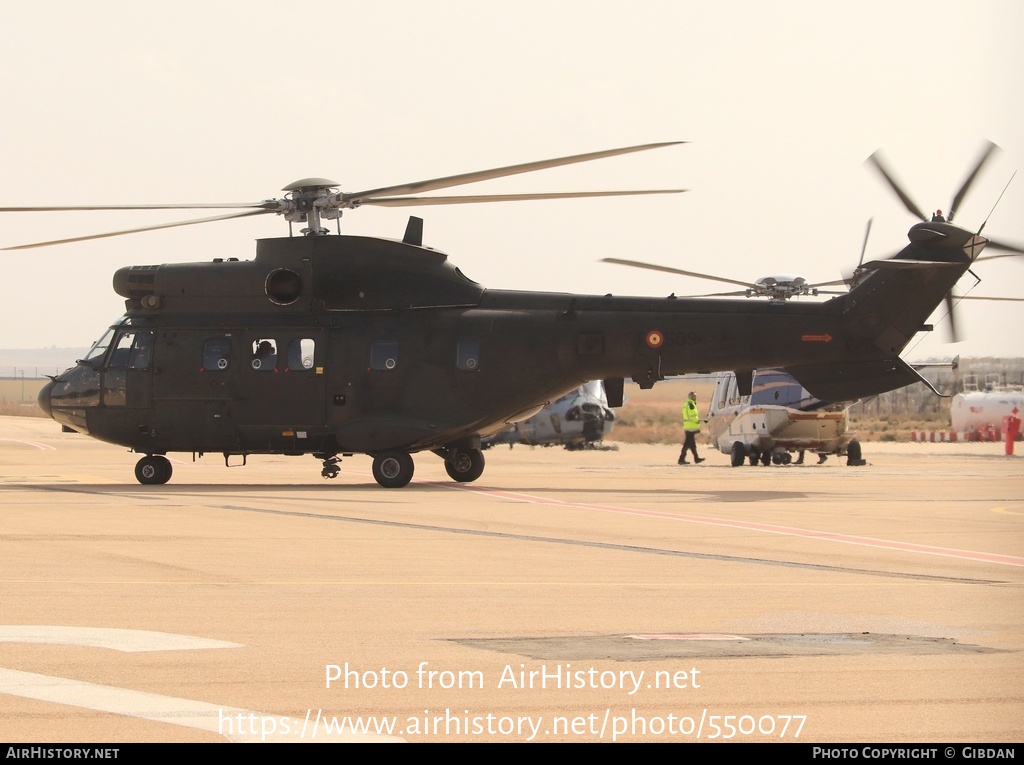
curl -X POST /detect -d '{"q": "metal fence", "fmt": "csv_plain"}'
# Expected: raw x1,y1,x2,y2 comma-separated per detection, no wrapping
0,369,62,403
0,367,68,380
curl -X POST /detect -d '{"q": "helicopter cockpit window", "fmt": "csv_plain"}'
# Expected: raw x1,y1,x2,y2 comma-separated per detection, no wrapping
286,339,315,371
83,327,116,365
251,339,278,371
106,330,154,369
202,338,232,371
370,342,398,371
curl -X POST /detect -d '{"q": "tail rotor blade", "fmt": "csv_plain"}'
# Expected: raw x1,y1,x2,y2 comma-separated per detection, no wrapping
976,238,1024,261
866,150,927,221
858,217,873,269
945,291,960,344
949,140,1000,223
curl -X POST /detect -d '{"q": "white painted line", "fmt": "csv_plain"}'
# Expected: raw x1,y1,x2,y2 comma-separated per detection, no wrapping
0,668,398,743
0,626,401,742
0,626,242,652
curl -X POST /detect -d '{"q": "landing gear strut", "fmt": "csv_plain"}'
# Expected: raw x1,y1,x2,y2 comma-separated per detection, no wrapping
320,455,341,479
135,455,172,485
372,451,415,488
444,448,486,483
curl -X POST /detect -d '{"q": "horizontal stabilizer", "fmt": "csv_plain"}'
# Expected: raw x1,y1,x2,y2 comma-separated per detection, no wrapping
785,357,937,402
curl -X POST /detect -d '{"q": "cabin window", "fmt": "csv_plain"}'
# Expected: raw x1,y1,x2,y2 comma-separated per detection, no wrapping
456,337,480,371
203,338,232,371
287,338,316,371
370,342,398,371
251,338,278,371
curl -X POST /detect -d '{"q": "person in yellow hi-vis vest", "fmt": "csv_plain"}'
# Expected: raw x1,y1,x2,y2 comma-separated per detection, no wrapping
678,391,705,465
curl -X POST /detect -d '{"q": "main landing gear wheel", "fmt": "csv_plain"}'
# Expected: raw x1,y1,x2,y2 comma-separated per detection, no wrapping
135,455,171,485
730,441,745,467
372,451,415,488
846,439,865,467
444,448,486,483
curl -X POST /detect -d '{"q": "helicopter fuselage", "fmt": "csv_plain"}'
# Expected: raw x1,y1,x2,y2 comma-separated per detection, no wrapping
38,224,979,486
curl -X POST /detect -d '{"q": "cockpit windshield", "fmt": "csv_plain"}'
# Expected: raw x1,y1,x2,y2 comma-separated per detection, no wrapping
83,328,115,363
82,318,130,364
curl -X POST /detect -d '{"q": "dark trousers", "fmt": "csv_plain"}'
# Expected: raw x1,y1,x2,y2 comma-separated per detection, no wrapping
679,430,699,461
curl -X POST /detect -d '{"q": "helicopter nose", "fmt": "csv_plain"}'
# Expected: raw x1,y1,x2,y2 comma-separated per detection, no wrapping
37,379,54,418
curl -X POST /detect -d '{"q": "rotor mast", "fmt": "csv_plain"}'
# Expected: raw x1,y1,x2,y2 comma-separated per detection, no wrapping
279,178,343,236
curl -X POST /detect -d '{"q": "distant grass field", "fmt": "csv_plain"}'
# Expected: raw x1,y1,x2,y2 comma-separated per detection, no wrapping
612,379,715,444
610,379,957,444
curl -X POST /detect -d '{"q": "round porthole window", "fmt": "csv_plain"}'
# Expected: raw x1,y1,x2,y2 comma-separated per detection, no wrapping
266,268,303,305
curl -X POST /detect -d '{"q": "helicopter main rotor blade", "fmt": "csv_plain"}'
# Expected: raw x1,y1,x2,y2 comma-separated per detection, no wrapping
684,289,748,297
359,189,687,207
2,209,273,250
0,202,273,212
948,140,999,223
955,294,1024,301
806,277,851,289
601,257,754,289
338,142,685,206
866,150,927,221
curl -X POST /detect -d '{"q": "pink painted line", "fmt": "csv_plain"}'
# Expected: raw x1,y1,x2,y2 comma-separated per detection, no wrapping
443,483,1024,568
628,634,746,641
0,439,56,451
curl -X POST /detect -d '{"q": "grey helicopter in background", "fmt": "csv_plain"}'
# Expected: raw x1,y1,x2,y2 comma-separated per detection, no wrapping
482,380,615,450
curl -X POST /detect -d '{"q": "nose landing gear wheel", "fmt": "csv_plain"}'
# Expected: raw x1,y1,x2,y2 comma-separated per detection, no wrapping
135,455,172,485
444,448,486,483
372,451,415,488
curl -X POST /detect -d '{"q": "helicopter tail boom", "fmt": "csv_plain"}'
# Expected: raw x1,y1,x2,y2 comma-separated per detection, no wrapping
780,221,981,400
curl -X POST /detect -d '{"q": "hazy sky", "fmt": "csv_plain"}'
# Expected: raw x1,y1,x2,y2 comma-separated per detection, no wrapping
2,0,1021,358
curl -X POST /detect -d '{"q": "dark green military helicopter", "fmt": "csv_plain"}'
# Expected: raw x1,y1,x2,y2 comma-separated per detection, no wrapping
7,142,1019,487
